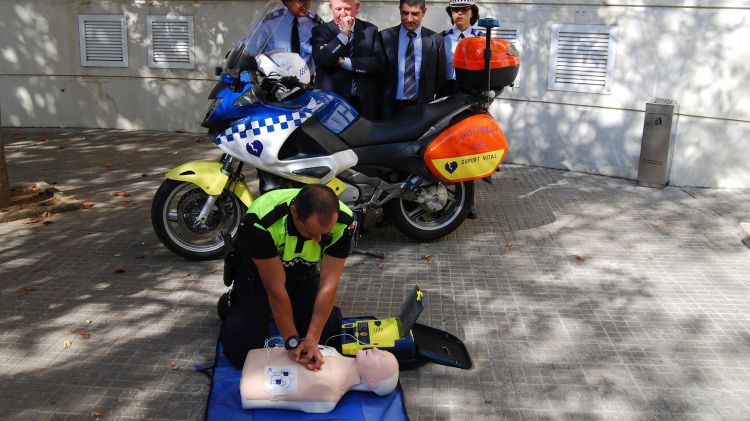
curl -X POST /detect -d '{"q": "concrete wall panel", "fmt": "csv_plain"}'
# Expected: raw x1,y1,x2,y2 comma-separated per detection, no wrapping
1,0,749,187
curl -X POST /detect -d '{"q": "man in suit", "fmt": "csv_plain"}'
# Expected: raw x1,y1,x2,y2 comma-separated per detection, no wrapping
312,0,385,120
380,0,446,119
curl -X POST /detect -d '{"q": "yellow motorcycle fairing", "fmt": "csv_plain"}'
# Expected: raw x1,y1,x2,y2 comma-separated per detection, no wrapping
165,161,254,208
164,161,348,209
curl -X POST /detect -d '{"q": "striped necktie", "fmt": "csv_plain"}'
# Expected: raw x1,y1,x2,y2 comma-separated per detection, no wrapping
403,31,417,100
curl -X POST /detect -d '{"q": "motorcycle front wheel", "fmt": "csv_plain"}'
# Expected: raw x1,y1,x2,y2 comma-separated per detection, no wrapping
151,179,246,260
386,181,474,241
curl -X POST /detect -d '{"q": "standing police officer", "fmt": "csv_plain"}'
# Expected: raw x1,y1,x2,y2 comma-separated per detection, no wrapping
219,184,355,371
440,0,482,96
248,0,324,75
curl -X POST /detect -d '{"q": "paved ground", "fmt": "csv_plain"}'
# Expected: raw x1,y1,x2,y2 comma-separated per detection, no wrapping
1,128,749,420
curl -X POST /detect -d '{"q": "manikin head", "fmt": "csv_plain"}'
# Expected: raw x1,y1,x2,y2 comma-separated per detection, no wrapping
355,349,400,395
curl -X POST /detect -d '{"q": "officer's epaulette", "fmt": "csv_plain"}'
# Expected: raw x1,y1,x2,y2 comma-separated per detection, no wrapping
262,8,285,23
309,12,324,24
440,29,451,37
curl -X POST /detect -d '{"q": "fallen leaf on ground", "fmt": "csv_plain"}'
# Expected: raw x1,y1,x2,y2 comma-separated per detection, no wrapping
81,332,91,339
20,287,37,295
90,410,105,417
170,362,180,370
114,267,126,273
112,191,130,197
13,133,26,140
126,163,134,168
85,320,92,325
102,162,111,169
421,255,433,262
140,173,148,178
42,221,53,225
24,217,43,224
41,211,52,218
82,202,96,209
210,268,218,274
114,252,122,257
574,255,586,262
122,199,133,205
25,184,42,192
378,263,385,270
181,272,192,278
63,340,72,349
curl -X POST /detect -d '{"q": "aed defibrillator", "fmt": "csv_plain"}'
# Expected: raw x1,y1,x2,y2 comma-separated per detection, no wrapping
341,286,472,369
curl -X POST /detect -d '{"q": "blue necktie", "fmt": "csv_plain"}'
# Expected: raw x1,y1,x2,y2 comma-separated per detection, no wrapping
403,31,417,100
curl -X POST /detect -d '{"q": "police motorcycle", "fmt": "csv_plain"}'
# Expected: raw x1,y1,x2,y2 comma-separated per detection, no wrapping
151,0,520,260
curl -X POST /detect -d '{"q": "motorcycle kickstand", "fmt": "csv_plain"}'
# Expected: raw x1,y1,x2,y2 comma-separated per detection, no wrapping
350,212,385,259
351,248,385,259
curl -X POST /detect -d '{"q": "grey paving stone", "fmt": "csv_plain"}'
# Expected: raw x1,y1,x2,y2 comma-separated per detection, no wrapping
2,128,750,419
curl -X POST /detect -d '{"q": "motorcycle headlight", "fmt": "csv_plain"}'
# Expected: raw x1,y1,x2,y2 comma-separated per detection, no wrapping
234,87,260,107
202,98,223,123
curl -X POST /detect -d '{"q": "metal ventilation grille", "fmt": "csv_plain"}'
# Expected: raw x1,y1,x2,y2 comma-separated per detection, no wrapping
495,22,524,88
548,24,617,94
148,16,195,69
78,15,128,67
496,28,518,43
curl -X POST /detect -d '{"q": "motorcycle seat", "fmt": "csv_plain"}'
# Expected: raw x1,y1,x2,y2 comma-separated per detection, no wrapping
341,94,473,147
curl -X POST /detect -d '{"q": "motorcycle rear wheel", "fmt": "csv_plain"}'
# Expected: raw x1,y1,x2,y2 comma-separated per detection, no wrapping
386,181,474,241
151,179,246,260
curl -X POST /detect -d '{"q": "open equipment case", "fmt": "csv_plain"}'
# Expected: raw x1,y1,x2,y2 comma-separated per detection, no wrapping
341,286,472,370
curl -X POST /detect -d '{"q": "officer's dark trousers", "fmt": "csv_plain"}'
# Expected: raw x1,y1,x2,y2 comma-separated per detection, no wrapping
219,274,342,369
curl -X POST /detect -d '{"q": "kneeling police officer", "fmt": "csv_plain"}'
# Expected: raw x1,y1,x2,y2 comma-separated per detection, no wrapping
220,184,355,371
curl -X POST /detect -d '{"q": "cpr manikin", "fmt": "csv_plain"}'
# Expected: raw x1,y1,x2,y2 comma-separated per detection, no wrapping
240,346,399,413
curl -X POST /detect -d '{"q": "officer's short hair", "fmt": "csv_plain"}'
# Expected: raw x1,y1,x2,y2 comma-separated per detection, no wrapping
295,184,339,222
400,0,426,10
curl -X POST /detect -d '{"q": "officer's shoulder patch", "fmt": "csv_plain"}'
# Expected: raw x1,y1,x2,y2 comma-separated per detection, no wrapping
263,8,285,23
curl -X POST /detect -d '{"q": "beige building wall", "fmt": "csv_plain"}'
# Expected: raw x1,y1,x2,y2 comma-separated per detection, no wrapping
1,0,749,187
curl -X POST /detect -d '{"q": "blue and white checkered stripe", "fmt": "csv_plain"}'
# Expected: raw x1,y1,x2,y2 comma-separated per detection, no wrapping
215,110,312,144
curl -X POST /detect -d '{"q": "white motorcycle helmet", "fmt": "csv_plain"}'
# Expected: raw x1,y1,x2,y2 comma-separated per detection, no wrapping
255,51,311,100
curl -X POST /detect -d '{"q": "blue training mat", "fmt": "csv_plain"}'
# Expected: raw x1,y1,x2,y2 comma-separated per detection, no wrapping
205,343,408,421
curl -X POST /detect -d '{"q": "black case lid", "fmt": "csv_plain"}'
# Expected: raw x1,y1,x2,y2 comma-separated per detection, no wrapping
412,323,473,370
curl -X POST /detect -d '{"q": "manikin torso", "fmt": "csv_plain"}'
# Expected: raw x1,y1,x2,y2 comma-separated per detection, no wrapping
240,346,399,413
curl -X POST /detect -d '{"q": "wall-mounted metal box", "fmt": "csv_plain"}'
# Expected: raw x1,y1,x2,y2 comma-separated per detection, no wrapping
637,98,680,188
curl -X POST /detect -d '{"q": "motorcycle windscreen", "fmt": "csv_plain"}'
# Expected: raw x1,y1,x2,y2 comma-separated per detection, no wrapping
424,114,508,183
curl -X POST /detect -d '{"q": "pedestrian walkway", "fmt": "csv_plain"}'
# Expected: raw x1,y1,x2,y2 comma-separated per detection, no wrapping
1,128,749,420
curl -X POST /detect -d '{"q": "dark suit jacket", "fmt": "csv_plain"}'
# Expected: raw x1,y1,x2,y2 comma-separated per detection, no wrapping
312,19,385,120
380,25,446,119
